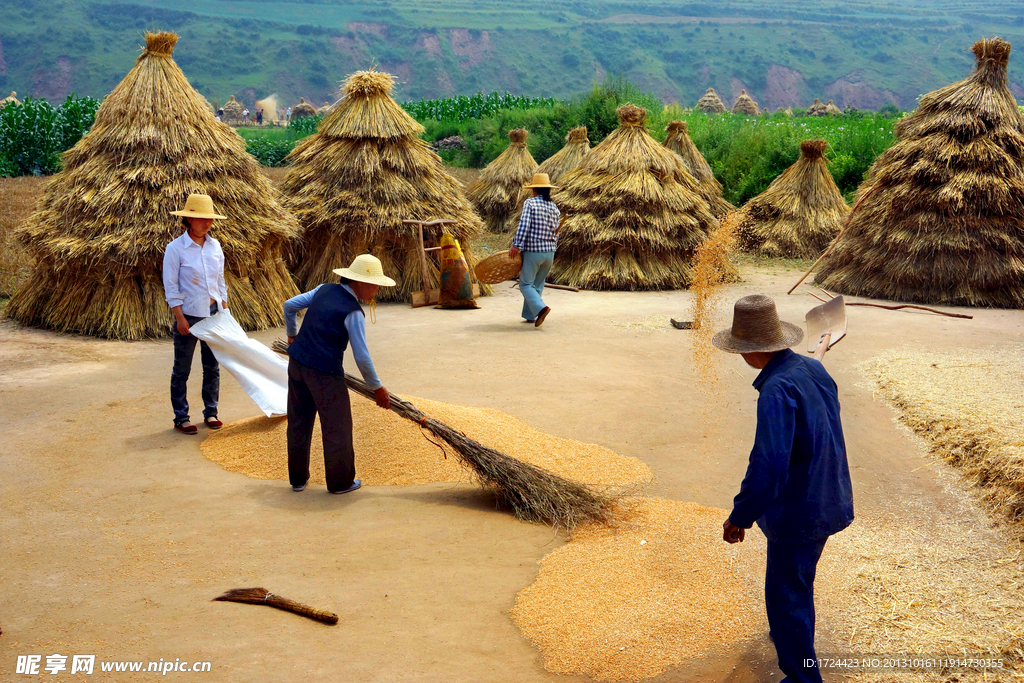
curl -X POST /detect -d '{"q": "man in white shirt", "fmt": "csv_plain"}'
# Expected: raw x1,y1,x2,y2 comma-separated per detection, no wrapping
163,194,229,435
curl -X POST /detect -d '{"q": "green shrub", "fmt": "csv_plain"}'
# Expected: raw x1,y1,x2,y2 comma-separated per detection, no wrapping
245,137,294,166
0,94,100,177
287,114,323,136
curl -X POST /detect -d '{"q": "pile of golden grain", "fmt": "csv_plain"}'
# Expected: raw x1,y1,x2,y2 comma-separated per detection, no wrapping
201,393,652,488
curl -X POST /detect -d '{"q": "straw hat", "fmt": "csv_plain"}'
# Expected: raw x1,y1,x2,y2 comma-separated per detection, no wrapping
333,254,396,287
712,295,803,354
523,172,557,189
170,194,226,220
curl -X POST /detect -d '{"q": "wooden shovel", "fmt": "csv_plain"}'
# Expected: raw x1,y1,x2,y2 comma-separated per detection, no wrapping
805,295,847,361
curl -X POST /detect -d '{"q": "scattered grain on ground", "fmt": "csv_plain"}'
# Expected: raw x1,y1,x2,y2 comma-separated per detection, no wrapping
610,314,674,334
859,347,1024,542
201,393,652,489
512,497,768,681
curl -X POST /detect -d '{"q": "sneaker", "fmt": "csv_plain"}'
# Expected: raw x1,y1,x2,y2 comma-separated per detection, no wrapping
330,479,362,495
535,307,551,327
292,478,309,492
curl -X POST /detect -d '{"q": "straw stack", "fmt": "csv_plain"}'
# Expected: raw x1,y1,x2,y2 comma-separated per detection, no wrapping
221,95,244,123
696,88,726,114
663,120,734,217
315,101,332,116
816,38,1024,307
737,139,849,259
825,99,843,116
291,97,317,119
536,126,590,184
550,104,718,290
279,69,485,301
0,91,20,109
806,98,828,116
731,90,759,115
468,128,538,233
6,32,300,339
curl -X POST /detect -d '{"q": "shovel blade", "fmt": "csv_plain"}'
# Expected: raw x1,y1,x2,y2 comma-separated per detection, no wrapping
806,296,847,353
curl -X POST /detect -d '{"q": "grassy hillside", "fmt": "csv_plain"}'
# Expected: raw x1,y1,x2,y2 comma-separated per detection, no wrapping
2,0,1024,111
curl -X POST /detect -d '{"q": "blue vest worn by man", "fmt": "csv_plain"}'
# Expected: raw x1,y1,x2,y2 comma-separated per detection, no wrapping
287,284,363,376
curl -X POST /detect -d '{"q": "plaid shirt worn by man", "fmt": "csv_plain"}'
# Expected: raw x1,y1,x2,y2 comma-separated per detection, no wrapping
512,196,560,253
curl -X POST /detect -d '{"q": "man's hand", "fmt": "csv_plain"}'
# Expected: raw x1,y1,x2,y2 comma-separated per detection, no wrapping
509,246,520,259
287,335,296,345
176,317,190,336
373,386,390,410
723,519,746,544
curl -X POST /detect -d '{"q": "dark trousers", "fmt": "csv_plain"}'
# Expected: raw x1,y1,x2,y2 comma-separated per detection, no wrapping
170,305,220,424
765,538,828,683
287,358,356,492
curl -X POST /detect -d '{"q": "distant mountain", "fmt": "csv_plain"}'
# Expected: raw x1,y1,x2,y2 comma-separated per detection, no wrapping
3,0,1024,112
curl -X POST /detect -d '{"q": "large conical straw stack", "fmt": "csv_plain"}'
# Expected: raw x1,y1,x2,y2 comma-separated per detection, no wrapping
0,91,20,109
731,90,760,115
549,104,719,290
6,32,300,339
806,98,828,116
279,69,485,301
696,88,726,114
537,126,590,184
222,95,244,123
663,120,734,217
816,38,1024,307
292,97,317,119
825,99,843,116
468,128,538,233
737,140,849,259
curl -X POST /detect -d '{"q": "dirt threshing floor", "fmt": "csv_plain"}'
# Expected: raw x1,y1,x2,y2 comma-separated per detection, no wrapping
2,174,1024,682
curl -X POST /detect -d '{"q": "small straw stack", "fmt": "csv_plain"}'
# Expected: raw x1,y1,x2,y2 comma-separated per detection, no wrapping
468,128,538,233
315,101,333,116
663,120,734,216
816,37,1024,307
536,126,590,184
550,104,719,291
279,69,486,301
6,31,300,339
731,89,760,115
221,95,244,123
0,91,21,109
291,97,317,119
737,139,849,259
695,88,726,114
825,99,843,116
806,98,828,116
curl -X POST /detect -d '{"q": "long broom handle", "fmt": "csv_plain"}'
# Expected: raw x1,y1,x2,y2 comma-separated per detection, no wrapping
787,183,884,295
266,595,339,624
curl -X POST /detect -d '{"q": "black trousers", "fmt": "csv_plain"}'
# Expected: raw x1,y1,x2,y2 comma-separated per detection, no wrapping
170,303,220,424
287,358,356,492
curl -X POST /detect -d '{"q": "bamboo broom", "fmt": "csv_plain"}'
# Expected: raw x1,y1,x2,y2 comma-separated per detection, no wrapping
271,340,617,529
213,588,339,624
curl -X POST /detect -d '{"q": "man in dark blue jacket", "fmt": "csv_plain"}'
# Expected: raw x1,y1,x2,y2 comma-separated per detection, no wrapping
713,294,854,683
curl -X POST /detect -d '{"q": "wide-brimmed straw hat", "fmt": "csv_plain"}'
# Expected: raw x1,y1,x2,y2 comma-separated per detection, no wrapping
712,294,804,354
170,194,226,220
333,254,396,287
523,172,557,189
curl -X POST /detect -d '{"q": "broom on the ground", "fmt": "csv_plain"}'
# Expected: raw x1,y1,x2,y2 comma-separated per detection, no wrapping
213,587,338,624
272,340,618,529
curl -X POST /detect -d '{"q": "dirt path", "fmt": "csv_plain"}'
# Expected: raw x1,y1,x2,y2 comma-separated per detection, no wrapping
1,266,1019,681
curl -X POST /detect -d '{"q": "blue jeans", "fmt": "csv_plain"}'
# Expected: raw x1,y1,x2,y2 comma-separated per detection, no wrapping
170,304,219,424
519,251,554,320
765,538,828,683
